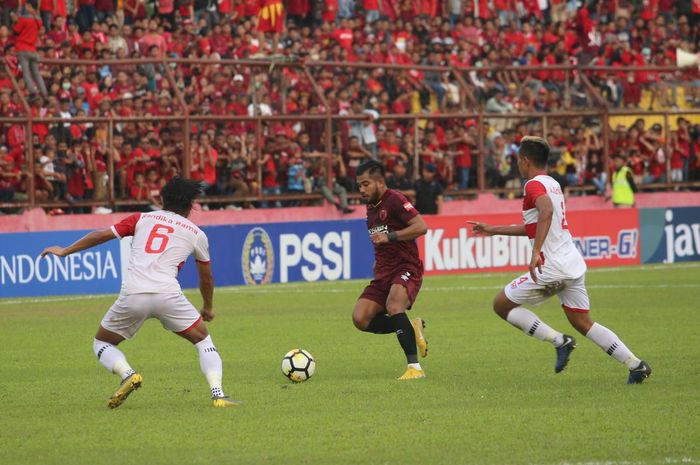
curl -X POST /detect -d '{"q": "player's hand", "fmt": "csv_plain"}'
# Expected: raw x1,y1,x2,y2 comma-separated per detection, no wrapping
529,251,543,284
371,233,389,245
41,246,67,258
467,220,493,236
201,307,215,322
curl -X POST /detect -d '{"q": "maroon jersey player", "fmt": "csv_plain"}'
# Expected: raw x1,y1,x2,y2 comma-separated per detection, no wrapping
352,160,430,380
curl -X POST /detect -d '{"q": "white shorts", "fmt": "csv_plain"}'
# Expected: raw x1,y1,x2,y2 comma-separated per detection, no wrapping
101,292,202,339
504,272,590,313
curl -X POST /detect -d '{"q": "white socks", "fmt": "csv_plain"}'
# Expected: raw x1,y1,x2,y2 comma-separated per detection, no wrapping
195,335,225,398
93,339,135,380
586,323,641,369
408,363,423,371
506,307,565,347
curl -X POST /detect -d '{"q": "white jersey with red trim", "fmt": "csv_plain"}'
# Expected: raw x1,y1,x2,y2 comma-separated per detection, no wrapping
110,210,210,295
522,174,586,280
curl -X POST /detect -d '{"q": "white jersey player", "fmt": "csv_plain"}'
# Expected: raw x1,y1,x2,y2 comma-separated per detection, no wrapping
42,177,240,408
469,136,651,384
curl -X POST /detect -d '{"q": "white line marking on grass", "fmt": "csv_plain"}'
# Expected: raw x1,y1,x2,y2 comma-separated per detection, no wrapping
590,262,700,273
0,294,111,306
543,459,697,465
2,283,697,304
1,262,698,304
215,283,699,294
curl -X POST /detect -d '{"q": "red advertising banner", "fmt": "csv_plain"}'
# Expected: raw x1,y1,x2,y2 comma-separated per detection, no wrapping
419,209,640,275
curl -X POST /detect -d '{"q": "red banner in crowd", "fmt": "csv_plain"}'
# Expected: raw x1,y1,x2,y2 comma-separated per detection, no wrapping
419,209,640,275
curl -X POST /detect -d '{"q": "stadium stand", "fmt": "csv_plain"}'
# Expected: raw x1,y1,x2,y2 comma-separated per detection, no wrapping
1,0,700,214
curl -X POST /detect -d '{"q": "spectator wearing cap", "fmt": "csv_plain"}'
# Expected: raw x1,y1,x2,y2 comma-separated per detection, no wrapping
414,162,443,215
12,0,48,97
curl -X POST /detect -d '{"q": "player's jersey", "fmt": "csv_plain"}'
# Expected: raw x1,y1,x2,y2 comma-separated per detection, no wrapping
110,210,210,295
522,174,586,280
366,189,423,279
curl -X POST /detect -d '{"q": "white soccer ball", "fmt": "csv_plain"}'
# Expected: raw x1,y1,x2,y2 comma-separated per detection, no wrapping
281,349,316,383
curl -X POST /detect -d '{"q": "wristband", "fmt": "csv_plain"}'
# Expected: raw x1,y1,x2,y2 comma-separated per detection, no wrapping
388,231,398,242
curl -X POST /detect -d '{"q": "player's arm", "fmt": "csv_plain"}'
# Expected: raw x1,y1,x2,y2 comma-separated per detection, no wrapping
528,195,554,284
197,260,215,321
468,221,527,236
41,229,117,258
372,215,428,244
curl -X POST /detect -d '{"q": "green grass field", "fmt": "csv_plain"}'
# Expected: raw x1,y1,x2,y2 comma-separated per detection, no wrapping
1,264,699,465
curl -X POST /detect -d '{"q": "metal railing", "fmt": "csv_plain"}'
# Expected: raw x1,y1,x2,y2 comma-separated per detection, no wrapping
1,58,699,212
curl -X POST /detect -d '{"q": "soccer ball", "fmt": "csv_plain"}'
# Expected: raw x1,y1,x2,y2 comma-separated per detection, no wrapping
281,349,316,383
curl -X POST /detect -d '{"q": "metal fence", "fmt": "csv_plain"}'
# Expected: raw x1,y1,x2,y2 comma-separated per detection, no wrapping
1,58,699,211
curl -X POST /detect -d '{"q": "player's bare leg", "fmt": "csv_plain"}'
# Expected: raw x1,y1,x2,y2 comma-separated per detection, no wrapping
94,326,142,409
177,321,241,407
493,290,576,373
352,298,390,333
564,310,652,384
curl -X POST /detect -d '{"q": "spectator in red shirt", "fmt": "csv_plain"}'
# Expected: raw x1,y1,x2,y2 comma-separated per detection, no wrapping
12,0,48,97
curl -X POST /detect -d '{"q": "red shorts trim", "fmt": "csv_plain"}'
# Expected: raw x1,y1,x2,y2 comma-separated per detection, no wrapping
562,305,589,313
177,316,203,334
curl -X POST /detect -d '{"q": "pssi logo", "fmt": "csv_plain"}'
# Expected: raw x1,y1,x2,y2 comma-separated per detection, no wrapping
242,227,274,285
663,209,700,263
280,231,351,283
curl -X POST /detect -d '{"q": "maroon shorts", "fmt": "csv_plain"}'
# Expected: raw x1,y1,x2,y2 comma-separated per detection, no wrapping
359,268,423,309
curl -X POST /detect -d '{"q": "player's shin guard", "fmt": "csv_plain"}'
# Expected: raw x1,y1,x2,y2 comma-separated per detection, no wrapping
585,323,641,369
506,307,565,346
389,313,419,364
195,335,225,398
93,339,135,380
366,313,394,334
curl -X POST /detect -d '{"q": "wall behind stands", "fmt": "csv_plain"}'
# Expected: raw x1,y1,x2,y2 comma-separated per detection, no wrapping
1,197,698,298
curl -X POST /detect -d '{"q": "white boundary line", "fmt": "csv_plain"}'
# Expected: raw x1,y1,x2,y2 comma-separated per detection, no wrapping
1,283,697,305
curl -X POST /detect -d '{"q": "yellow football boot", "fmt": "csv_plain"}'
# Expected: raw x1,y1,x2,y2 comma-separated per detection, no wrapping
411,318,428,358
397,367,426,380
107,373,143,409
212,396,243,408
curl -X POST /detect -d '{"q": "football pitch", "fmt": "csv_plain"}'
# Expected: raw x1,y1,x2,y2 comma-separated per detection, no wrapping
1,264,699,465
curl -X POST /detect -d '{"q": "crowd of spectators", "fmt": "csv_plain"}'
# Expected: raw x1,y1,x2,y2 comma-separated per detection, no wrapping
1,0,700,214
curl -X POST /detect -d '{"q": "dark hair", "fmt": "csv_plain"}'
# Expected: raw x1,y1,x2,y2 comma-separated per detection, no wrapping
161,177,202,217
356,160,385,179
26,0,38,10
518,136,550,168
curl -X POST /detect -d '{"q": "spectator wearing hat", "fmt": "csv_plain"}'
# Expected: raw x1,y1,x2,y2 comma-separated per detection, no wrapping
12,0,48,97
414,162,443,215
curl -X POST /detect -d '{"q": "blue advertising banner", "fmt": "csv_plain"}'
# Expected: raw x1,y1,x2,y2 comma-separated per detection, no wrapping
640,206,700,264
0,230,123,298
1,219,376,298
177,219,374,288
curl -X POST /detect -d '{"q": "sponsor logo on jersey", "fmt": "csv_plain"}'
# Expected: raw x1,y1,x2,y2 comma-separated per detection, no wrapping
403,202,414,211
368,224,388,236
242,227,274,286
